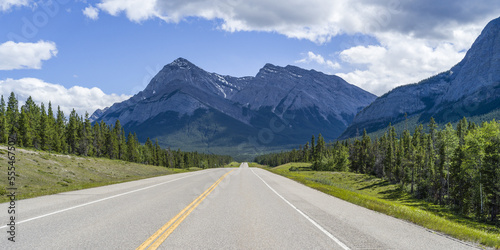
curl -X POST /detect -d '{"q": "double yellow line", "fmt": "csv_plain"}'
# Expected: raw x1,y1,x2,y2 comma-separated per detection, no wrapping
137,169,235,250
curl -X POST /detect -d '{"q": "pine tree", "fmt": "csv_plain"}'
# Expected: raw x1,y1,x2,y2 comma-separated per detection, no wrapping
6,92,19,136
25,96,40,148
154,139,163,166
54,106,67,153
303,142,310,162
0,96,6,143
310,135,315,160
18,106,31,146
126,132,139,162
46,102,56,152
482,135,500,222
449,144,472,214
78,112,93,156
39,103,48,150
360,129,371,173
66,109,79,154
176,148,184,168
119,128,127,160
105,123,119,159
143,138,153,164
457,117,468,146
382,132,393,180
428,117,437,146
184,152,190,168
412,125,424,195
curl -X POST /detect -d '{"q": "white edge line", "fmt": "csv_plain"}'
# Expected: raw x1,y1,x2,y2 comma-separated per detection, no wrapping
250,167,351,250
1,170,212,229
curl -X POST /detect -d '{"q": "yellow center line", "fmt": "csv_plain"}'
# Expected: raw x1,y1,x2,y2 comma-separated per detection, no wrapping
137,169,235,250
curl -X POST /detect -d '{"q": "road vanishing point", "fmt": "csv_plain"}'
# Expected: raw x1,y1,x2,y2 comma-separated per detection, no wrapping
1,163,478,249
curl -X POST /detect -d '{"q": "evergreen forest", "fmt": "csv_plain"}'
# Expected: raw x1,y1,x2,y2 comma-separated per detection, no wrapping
0,92,232,169
256,117,500,224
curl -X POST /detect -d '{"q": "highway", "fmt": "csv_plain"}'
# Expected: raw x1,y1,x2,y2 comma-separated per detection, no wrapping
1,163,477,249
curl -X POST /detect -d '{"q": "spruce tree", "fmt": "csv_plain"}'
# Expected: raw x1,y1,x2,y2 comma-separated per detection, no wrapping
46,102,56,152
39,103,48,150
361,129,371,173
6,92,19,136
54,106,67,153
482,135,500,222
25,96,40,148
0,96,6,143
18,106,31,146
66,109,79,154
79,112,93,156
126,132,138,162
310,135,315,160
428,117,437,146
144,137,153,164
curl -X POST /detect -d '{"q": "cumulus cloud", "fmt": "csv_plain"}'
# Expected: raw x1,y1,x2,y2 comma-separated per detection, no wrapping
0,41,58,70
296,51,340,70
83,5,100,20
0,78,131,117
0,0,30,12
337,33,467,95
97,0,157,22
93,0,500,42
92,0,500,94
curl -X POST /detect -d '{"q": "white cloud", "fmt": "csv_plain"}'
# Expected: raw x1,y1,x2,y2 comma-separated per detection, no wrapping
0,41,58,70
0,78,131,117
97,0,157,22
337,33,467,95
92,0,500,95
93,0,500,43
83,5,100,20
296,51,341,70
0,0,30,11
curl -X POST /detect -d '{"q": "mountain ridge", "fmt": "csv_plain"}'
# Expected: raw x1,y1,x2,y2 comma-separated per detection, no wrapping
340,16,500,139
92,59,376,159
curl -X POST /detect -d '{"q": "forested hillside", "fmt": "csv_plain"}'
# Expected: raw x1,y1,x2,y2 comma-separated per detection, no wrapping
256,117,500,223
0,92,232,168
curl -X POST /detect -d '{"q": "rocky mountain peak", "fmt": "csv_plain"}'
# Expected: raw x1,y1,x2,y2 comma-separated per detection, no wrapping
340,16,500,139
92,58,377,157
169,57,196,69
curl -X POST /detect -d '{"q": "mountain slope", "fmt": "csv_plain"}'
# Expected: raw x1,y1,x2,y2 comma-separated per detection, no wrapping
341,16,500,139
93,58,376,159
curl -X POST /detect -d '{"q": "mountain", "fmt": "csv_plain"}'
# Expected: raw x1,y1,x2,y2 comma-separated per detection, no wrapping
93,58,376,159
340,16,500,139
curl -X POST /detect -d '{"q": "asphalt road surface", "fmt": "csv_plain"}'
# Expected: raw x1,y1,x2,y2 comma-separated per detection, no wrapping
1,163,478,249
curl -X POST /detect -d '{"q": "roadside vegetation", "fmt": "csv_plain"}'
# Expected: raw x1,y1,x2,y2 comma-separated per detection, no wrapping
0,92,232,170
256,117,500,248
261,162,500,248
225,162,242,168
0,147,239,203
0,91,234,202
0,147,187,203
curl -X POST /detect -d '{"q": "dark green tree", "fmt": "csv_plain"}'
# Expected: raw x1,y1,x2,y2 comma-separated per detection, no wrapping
6,92,19,136
0,96,7,143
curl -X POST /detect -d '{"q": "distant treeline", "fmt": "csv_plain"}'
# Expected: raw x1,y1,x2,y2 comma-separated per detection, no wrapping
0,92,232,168
255,117,500,223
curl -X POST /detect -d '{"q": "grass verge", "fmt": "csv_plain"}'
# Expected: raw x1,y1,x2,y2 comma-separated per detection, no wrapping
225,162,242,168
0,147,227,203
262,162,500,249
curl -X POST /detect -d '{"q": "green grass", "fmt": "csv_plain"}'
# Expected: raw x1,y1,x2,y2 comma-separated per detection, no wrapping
263,163,500,249
225,162,242,168
0,146,223,203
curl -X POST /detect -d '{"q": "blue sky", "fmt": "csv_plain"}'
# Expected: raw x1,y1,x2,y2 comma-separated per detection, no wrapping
1,0,499,116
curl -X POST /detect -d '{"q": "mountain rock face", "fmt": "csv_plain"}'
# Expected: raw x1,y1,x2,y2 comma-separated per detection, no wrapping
93,58,376,159
341,16,500,139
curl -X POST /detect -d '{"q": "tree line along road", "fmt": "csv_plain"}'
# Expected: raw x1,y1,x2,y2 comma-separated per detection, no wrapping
0,163,478,249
